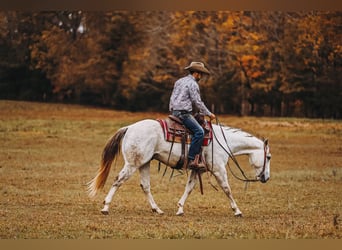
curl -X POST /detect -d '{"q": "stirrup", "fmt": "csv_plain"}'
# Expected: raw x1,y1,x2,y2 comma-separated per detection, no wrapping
188,155,206,170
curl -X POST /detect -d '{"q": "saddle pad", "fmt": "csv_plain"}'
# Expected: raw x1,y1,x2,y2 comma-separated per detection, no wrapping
157,117,212,146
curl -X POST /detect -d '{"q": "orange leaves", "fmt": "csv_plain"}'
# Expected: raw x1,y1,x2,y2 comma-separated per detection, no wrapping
241,55,257,66
221,16,235,29
240,54,263,80
2,11,340,116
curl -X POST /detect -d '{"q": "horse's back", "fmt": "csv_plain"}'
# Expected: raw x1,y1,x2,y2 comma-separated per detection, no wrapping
122,119,163,159
126,119,161,134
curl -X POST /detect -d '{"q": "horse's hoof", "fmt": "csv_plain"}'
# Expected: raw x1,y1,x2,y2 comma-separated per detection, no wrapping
176,209,184,216
176,206,184,216
234,213,243,217
101,210,109,215
152,208,164,215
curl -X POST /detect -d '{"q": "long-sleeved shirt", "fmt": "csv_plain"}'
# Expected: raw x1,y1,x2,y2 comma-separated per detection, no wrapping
169,74,212,116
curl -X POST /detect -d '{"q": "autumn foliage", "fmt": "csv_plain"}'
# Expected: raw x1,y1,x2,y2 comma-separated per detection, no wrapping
0,11,341,118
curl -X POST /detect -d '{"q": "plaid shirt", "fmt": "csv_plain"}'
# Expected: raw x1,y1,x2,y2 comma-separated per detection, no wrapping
169,74,212,116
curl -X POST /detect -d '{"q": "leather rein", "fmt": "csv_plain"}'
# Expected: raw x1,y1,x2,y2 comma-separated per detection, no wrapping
213,118,268,183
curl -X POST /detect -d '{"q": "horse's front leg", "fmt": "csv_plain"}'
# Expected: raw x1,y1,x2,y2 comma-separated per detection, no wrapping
176,170,198,216
139,163,164,214
214,168,242,217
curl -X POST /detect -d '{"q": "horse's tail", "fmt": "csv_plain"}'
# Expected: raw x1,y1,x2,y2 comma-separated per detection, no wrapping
87,127,128,198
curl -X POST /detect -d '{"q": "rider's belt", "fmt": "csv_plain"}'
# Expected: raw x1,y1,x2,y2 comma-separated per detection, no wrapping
171,110,191,115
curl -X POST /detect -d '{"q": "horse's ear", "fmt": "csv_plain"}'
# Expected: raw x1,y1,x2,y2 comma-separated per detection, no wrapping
264,138,269,145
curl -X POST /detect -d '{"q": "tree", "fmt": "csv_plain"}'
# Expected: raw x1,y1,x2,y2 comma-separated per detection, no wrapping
1,11,341,118
280,11,342,118
0,11,53,101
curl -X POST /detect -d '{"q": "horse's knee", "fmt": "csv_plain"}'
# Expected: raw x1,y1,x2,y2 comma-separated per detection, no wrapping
140,183,150,194
222,186,231,195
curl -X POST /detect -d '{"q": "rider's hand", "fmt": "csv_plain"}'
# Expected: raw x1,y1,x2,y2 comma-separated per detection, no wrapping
209,113,216,121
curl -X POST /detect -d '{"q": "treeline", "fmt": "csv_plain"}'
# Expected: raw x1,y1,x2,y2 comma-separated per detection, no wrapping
0,11,341,118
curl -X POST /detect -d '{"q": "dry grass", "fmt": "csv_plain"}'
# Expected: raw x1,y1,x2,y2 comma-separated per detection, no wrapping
0,100,341,239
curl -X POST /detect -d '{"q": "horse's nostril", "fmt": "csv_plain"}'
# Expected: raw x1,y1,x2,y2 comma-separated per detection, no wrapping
261,176,269,183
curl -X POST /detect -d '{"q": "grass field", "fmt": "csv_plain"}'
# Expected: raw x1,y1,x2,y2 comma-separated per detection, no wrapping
0,100,341,239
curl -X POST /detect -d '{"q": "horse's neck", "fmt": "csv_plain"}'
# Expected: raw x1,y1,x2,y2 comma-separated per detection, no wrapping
216,125,263,155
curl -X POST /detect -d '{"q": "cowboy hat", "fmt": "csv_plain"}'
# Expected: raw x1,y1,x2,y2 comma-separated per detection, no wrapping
184,61,210,74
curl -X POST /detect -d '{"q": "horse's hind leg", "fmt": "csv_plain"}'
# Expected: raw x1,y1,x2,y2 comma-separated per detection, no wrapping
139,163,164,214
101,164,137,215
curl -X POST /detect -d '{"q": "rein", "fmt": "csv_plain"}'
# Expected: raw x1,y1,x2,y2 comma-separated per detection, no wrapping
213,117,265,183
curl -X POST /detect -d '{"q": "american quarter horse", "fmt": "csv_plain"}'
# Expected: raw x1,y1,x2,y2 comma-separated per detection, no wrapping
87,119,271,217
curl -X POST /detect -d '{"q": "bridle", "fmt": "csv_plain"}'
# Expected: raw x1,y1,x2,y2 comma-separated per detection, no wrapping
213,118,269,183
258,143,270,179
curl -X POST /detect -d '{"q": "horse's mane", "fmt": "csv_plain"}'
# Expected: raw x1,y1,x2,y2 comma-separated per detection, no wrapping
217,125,264,142
223,126,254,137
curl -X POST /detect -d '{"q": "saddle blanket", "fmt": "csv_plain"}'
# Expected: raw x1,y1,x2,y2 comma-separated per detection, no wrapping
157,116,212,146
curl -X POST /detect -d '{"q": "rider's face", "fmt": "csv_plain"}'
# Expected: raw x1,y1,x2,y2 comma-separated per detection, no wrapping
194,72,203,82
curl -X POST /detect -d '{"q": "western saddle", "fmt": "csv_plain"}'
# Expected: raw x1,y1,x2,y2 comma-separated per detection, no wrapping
157,114,212,169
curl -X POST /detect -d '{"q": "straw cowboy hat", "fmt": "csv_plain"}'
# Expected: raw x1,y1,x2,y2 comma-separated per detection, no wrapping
184,61,210,74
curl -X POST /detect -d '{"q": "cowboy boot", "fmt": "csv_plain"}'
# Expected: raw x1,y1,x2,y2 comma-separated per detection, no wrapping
188,154,206,170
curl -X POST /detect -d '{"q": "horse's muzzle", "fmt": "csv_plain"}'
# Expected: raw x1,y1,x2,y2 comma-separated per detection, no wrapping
259,174,269,183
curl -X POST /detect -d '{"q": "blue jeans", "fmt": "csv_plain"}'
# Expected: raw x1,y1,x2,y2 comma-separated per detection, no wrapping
172,111,204,161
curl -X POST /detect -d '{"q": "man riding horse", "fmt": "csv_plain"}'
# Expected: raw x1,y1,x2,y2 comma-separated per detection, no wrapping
169,61,216,170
